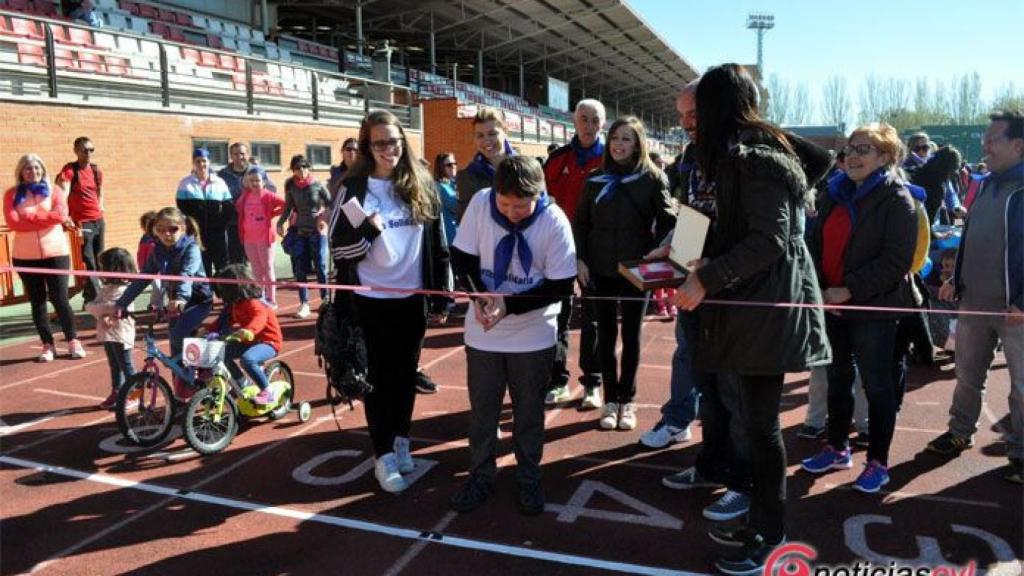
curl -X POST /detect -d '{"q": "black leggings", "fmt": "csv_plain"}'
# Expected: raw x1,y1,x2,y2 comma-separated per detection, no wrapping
738,374,786,544
355,294,426,457
14,256,77,345
593,275,647,404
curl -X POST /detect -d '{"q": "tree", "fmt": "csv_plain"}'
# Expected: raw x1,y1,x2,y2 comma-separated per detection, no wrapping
790,83,812,126
991,82,1024,113
948,73,984,124
820,75,851,129
764,74,792,125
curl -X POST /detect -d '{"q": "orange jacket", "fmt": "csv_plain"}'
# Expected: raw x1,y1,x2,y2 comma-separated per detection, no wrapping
207,298,283,352
3,183,70,260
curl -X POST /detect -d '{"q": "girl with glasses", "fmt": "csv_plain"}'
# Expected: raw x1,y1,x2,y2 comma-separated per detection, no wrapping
328,110,452,494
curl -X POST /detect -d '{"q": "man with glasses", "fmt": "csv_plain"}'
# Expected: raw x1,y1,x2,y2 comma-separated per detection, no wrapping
218,142,277,265
929,109,1024,485
57,136,104,306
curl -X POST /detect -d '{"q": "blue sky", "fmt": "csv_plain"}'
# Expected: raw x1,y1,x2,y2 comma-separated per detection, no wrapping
629,0,1023,121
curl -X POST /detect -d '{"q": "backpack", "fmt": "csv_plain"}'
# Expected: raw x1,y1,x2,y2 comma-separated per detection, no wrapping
314,277,371,422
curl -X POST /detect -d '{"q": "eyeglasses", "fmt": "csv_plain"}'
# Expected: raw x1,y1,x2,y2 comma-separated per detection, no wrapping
82,147,95,153
155,225,181,235
343,146,359,152
912,144,930,153
370,138,404,152
294,164,311,170
842,143,878,157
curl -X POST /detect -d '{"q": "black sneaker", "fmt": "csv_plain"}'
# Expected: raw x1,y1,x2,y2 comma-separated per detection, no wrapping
715,534,786,576
926,431,974,455
708,524,755,548
517,482,545,516
854,432,871,449
449,475,493,513
415,369,439,394
796,424,824,439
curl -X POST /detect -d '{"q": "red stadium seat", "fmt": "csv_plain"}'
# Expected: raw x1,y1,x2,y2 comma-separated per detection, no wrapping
104,55,129,76
8,0,30,12
16,43,45,66
199,50,218,68
149,21,168,36
31,0,57,17
77,50,104,72
167,25,184,43
181,47,201,64
217,52,239,70
68,26,97,47
207,34,223,50
175,12,191,27
9,16,44,39
158,8,176,23
138,3,157,19
119,0,139,16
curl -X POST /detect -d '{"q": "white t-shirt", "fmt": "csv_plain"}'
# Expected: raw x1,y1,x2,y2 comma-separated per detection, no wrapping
357,178,424,299
453,189,577,352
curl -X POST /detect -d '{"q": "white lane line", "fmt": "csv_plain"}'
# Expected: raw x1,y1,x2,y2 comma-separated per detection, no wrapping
381,511,458,576
572,455,679,473
277,341,316,360
28,416,329,574
0,410,72,436
639,364,672,371
420,346,465,371
1,455,704,576
915,401,941,406
33,389,105,402
894,426,947,434
822,482,1000,509
0,358,108,390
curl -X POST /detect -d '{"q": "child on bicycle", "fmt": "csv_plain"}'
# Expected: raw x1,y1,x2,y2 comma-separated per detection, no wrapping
203,263,282,406
87,247,138,410
117,207,213,399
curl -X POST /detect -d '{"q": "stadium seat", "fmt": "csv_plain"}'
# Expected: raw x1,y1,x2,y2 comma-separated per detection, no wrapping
103,12,127,30
207,34,222,49
157,8,175,24
167,25,184,43
67,26,97,47
222,37,236,50
137,3,156,20
205,19,222,34
198,50,218,68
8,0,30,12
95,0,119,10
235,39,251,55
190,14,206,29
217,52,240,71
9,17,44,39
149,20,168,37
77,49,104,72
16,43,45,66
174,12,191,27
127,17,147,34
250,30,264,43
180,47,200,65
119,0,139,15
103,54,128,75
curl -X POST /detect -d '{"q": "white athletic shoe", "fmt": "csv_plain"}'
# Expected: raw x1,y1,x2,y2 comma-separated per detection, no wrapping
295,303,311,319
545,384,573,405
393,436,415,474
618,403,638,430
639,424,692,449
600,402,620,430
580,387,603,410
374,453,408,493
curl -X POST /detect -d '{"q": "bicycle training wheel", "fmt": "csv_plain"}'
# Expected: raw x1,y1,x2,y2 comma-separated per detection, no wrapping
183,388,238,455
264,360,294,421
115,371,175,447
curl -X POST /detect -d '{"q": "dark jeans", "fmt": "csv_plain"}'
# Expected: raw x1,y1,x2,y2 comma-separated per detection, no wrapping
78,218,104,303
201,227,229,278
225,342,276,390
694,371,751,493
593,275,646,404
103,341,135,391
356,294,426,457
466,346,555,485
290,232,328,304
658,311,701,429
738,374,786,544
552,286,600,389
826,314,901,465
14,256,77,345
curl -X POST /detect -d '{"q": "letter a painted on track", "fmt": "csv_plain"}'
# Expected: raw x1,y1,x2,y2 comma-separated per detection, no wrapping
546,480,683,530
292,450,438,487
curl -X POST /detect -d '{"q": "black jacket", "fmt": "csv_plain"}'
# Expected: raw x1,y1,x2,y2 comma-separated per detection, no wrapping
329,176,452,314
573,169,676,278
807,175,918,320
694,131,833,375
907,146,961,223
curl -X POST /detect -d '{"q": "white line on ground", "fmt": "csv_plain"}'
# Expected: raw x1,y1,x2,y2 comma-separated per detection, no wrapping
822,482,1000,509
381,511,458,576
1,455,705,576
893,426,947,434
33,389,105,402
0,410,71,436
421,346,466,371
639,364,672,371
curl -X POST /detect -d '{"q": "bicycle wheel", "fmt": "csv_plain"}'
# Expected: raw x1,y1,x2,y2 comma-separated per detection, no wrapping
116,371,175,447
265,360,294,421
183,387,238,455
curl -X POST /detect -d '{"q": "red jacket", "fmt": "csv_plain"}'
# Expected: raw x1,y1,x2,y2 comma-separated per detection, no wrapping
207,298,283,352
3,184,70,260
544,142,603,222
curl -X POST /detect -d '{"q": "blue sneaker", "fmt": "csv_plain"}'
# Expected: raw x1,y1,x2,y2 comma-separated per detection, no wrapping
801,445,852,474
853,460,890,493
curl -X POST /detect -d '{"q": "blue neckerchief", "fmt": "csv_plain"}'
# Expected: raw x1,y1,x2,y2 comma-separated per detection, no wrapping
570,135,604,169
13,181,50,206
467,140,516,181
488,189,550,289
827,168,889,226
906,183,926,202
589,168,644,204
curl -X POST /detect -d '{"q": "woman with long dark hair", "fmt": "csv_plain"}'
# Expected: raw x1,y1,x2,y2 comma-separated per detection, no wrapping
673,63,832,574
328,110,451,494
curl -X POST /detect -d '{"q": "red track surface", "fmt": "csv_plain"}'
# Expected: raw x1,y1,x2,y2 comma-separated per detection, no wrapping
1,292,1021,576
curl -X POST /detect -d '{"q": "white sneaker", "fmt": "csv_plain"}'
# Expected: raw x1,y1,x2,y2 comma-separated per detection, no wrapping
393,436,415,474
599,402,619,430
580,387,603,410
295,303,311,319
374,453,408,493
639,424,692,449
618,403,638,430
68,339,87,359
545,384,573,405
37,343,56,363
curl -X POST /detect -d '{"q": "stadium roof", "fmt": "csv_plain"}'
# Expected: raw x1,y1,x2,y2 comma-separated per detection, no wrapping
272,0,700,126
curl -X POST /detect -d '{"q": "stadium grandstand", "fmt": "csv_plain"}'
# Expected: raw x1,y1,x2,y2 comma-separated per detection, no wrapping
0,0,698,302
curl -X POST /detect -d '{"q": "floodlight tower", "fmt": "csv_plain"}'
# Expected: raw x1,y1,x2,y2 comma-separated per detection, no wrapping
746,12,775,75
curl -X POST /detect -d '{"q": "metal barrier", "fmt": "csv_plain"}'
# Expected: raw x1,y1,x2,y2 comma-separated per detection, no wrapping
0,10,418,129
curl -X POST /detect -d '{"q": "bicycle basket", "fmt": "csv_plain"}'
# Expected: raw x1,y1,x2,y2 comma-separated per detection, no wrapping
182,338,226,368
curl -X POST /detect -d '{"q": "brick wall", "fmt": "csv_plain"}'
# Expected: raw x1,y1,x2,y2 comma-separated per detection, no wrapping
421,98,554,175
0,101,423,252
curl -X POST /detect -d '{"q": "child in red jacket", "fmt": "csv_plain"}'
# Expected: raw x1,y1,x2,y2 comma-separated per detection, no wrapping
203,264,283,405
